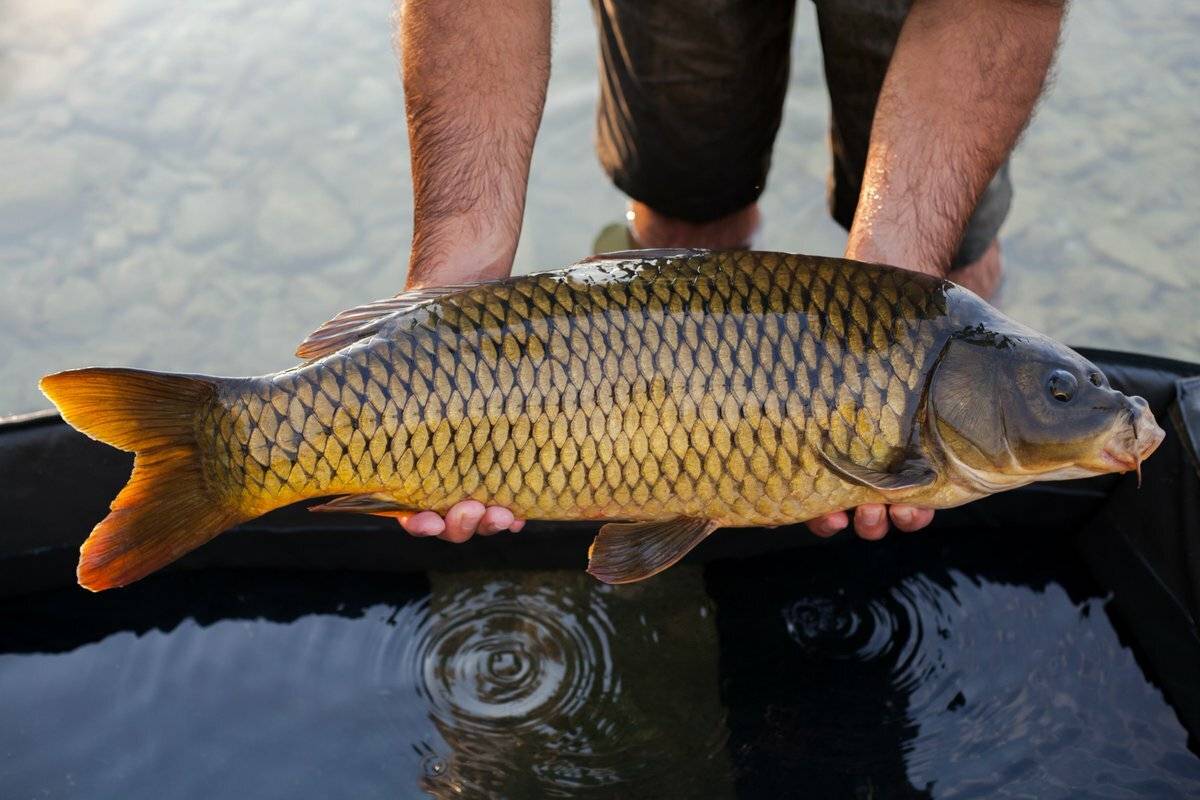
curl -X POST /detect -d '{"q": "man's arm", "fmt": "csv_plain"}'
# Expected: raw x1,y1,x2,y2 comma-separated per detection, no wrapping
845,0,1066,273
400,0,551,290
814,0,1067,539
395,0,551,539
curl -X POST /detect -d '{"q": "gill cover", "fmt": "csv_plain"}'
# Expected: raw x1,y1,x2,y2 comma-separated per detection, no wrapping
928,328,1127,477
928,336,1015,473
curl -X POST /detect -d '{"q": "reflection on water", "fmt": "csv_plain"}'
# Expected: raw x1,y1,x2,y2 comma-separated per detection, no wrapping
708,530,1200,798
0,567,733,799
387,571,732,798
1,527,1197,797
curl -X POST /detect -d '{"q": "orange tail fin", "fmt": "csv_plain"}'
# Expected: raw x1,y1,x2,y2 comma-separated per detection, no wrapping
39,368,242,591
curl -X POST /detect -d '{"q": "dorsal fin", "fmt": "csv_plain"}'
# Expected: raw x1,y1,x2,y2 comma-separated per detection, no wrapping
295,285,473,361
295,250,709,360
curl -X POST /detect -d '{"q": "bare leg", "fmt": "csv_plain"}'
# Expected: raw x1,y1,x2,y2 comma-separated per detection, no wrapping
628,201,761,250
947,238,1002,301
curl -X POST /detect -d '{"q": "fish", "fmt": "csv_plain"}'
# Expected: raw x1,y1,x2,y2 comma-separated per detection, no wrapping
40,248,1165,592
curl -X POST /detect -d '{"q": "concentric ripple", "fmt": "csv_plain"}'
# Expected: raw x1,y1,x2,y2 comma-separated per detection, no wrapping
374,570,731,798
413,581,614,737
782,577,944,695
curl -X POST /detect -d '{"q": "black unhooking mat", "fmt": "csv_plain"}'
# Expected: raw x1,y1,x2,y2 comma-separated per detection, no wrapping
1,347,1198,751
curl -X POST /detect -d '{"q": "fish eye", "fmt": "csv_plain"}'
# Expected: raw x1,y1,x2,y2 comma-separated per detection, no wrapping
1088,371,1104,387
1047,370,1078,403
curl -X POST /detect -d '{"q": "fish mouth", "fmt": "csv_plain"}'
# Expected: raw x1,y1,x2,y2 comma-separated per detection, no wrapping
1099,448,1139,472
1096,411,1165,485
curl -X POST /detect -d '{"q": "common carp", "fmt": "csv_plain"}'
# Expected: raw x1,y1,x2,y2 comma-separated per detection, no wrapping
41,249,1164,591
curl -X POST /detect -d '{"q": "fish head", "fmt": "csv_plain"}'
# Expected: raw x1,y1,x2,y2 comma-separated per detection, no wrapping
926,325,1165,492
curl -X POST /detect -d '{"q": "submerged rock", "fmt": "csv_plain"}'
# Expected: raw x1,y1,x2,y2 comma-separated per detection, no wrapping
0,145,80,237
255,171,357,264
173,189,247,251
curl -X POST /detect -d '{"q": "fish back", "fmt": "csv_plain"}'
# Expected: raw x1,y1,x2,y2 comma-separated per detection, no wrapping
210,251,952,525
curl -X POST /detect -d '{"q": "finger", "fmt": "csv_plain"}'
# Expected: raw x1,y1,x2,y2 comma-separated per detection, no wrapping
477,506,515,535
398,511,445,537
806,510,849,538
441,500,486,543
853,505,889,540
889,505,935,533
509,519,526,533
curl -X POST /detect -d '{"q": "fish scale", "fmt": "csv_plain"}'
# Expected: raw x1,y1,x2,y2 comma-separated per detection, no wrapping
201,251,944,525
42,248,1165,590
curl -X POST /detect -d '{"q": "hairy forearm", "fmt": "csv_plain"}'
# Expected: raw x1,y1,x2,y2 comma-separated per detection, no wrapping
846,0,1066,273
398,0,551,289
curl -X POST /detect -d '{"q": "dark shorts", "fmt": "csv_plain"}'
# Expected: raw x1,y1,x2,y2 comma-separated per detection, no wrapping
592,0,1012,267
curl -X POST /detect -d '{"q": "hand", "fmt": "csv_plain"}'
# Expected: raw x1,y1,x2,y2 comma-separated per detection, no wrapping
395,0,550,544
824,229,938,541
397,501,526,542
805,504,935,540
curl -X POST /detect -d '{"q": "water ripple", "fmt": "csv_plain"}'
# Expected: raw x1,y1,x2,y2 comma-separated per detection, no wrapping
759,562,1200,797
410,582,614,739
374,571,731,798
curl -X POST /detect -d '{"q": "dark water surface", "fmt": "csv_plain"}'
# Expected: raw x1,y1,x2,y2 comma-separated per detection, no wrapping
2,528,1197,799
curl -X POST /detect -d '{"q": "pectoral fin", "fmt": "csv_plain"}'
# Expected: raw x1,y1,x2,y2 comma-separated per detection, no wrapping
819,450,937,494
308,493,416,518
586,516,719,584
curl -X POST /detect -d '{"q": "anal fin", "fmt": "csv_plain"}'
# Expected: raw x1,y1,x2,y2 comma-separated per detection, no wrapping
309,493,416,519
587,516,719,585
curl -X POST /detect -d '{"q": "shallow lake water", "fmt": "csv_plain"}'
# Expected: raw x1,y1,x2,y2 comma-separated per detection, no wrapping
0,0,1196,417
3,528,1199,798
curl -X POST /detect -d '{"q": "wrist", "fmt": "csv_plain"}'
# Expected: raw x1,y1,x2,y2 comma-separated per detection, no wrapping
406,220,518,290
405,249,515,290
844,222,950,278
